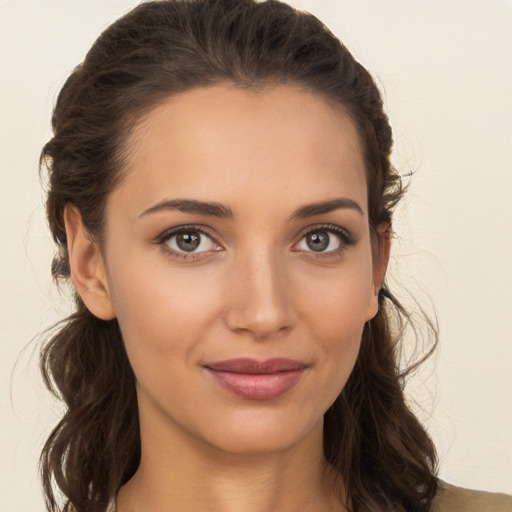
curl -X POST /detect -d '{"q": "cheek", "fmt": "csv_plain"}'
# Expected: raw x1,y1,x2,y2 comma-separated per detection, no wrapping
310,297,366,379
105,251,223,372
294,256,373,397
297,254,374,336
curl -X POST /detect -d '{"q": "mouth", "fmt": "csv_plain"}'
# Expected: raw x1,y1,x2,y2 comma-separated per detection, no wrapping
203,358,308,400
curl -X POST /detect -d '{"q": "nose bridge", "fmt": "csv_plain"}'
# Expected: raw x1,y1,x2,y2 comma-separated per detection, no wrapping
225,242,295,339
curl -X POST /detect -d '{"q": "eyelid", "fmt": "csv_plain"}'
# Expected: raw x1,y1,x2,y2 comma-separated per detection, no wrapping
292,223,356,255
154,224,223,259
154,224,219,244
294,223,353,241
153,222,356,261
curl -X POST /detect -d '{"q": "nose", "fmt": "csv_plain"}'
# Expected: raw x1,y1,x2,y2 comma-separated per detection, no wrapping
224,247,296,340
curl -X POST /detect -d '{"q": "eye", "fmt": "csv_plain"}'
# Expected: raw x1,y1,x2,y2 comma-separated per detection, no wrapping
156,226,221,259
295,225,355,255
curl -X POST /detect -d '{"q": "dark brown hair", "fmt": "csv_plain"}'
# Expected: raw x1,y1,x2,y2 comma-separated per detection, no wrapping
40,1,438,511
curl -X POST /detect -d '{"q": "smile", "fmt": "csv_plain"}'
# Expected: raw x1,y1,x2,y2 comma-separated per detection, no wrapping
204,358,307,400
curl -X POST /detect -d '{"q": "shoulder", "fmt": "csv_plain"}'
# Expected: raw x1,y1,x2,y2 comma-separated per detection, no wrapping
433,481,512,512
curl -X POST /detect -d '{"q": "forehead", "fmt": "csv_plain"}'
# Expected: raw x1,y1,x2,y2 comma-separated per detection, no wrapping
113,84,367,219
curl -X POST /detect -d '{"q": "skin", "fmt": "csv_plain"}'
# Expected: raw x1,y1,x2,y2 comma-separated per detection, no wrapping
65,84,390,512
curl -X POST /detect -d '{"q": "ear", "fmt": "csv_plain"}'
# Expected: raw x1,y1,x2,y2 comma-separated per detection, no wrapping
64,204,116,320
366,222,392,320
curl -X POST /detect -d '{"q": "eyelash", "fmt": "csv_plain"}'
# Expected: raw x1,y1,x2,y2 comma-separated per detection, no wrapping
155,225,220,261
294,223,356,260
154,223,356,261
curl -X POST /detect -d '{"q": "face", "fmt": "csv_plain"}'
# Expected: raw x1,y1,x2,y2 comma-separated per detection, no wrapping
97,85,386,455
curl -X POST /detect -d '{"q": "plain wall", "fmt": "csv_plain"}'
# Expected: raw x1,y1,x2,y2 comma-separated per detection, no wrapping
1,0,510,510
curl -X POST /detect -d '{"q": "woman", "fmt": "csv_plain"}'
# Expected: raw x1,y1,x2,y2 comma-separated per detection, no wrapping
38,1,511,511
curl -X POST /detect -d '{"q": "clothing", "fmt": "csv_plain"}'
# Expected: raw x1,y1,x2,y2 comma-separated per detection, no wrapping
432,481,512,512
107,481,512,511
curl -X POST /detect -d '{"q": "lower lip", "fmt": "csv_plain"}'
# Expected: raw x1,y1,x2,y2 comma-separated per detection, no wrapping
205,368,305,400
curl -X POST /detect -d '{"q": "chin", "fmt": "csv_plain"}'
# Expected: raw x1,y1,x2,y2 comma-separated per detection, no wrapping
194,405,325,457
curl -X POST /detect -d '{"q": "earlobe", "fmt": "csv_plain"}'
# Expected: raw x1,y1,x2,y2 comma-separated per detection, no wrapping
64,204,116,320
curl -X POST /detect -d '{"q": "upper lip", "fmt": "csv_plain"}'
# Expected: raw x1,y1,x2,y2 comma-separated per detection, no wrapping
204,358,307,374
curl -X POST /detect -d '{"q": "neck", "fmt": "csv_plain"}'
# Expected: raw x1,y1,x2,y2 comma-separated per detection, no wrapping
117,401,346,512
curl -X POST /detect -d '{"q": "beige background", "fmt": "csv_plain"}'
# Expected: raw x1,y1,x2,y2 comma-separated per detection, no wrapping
1,0,511,510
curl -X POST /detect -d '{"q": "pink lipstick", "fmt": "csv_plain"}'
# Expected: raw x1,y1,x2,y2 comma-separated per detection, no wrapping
204,358,307,400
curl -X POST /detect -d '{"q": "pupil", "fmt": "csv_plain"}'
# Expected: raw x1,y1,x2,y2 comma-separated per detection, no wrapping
177,232,200,251
306,232,329,252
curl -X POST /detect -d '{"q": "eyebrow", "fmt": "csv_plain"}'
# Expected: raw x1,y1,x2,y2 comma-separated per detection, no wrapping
288,197,363,220
139,199,234,218
138,197,363,220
